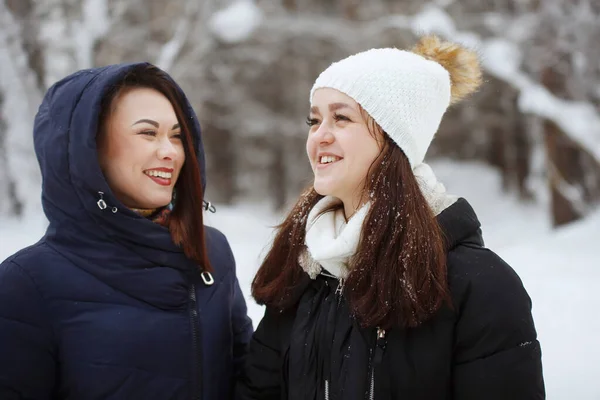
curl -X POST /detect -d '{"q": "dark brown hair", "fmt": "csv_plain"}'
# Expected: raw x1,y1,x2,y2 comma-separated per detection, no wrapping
252,108,450,329
98,64,212,273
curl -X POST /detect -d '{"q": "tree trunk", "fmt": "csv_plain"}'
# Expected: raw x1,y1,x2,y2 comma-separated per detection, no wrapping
201,101,236,204
0,2,43,218
269,139,287,211
544,119,581,227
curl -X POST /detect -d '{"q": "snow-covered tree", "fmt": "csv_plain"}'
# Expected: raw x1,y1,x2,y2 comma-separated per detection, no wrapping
1,0,598,227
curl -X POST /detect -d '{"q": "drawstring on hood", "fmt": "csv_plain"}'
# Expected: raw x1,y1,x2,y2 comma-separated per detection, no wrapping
97,191,118,213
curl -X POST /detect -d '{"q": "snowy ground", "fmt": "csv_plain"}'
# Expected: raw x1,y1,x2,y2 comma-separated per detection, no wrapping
1,161,598,399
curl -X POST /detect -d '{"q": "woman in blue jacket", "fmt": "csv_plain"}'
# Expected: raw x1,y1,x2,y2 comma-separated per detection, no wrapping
0,63,253,399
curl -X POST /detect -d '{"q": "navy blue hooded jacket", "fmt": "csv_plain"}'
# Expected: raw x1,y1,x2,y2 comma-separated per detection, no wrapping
0,63,253,399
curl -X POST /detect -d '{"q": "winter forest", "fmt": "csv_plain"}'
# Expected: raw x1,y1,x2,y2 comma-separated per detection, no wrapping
1,0,599,398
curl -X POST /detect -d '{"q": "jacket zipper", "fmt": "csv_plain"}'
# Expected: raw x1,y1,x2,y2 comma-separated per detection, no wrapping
369,327,387,400
189,283,202,400
323,274,343,400
334,278,345,304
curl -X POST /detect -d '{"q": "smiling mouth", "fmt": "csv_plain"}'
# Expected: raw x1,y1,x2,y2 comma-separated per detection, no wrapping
144,170,173,186
319,155,342,165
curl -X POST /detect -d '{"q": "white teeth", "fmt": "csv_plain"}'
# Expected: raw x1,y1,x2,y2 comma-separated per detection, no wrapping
320,155,339,164
146,170,172,179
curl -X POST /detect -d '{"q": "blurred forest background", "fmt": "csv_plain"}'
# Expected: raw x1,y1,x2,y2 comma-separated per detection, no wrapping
1,0,599,227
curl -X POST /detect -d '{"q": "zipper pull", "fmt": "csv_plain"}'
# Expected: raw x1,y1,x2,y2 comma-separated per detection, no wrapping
373,327,387,365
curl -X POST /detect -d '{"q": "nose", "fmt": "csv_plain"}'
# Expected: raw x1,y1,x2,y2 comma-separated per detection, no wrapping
311,123,334,145
157,137,178,160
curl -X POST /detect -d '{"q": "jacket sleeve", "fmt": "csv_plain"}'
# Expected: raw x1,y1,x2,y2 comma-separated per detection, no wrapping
0,260,56,399
450,247,545,400
235,307,284,400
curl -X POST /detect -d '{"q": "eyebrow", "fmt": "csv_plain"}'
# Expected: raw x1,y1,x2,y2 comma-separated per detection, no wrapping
309,102,352,115
132,119,180,130
329,102,351,112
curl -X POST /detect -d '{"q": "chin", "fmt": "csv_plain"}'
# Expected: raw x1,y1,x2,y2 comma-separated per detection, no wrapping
138,195,172,210
153,198,172,209
313,183,334,197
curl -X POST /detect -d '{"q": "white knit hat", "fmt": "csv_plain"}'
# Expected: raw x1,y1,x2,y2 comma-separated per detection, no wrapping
310,35,482,168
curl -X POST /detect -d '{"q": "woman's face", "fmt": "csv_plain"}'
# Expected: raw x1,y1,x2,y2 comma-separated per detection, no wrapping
97,87,185,210
306,88,382,215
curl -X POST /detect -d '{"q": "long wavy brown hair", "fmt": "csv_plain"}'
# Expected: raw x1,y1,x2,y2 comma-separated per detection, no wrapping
98,64,212,273
252,108,450,329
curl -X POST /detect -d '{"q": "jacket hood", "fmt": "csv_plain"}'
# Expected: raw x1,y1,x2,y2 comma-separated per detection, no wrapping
32,63,206,307
437,198,483,251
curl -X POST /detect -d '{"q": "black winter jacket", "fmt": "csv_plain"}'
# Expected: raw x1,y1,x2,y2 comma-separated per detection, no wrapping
236,199,545,400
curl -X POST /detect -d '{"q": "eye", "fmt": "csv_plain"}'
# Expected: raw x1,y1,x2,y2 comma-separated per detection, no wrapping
333,113,351,122
138,130,156,136
171,132,183,140
306,116,320,127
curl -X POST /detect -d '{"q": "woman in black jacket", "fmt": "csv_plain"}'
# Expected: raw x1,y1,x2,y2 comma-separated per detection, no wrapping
236,35,545,399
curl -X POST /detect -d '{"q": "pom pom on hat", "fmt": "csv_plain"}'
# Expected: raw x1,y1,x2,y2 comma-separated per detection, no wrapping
310,35,482,168
411,35,482,105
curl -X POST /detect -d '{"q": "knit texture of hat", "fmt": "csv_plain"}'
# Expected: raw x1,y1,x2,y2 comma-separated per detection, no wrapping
310,35,482,168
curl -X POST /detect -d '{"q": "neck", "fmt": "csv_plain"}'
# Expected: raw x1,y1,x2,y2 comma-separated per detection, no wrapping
343,203,354,221
342,192,366,221
302,195,372,279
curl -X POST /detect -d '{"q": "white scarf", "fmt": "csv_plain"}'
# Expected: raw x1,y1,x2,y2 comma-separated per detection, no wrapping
299,162,457,280
301,196,369,280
